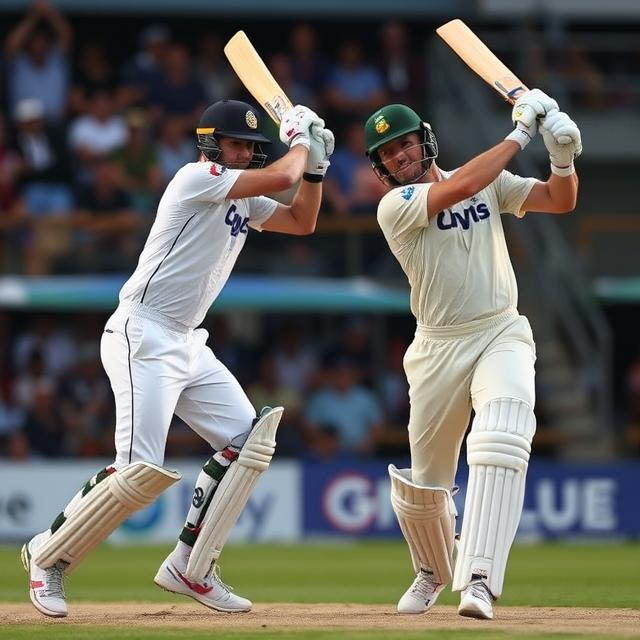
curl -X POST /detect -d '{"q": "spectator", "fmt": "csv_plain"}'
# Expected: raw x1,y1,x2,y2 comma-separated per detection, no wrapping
195,33,240,104
247,352,304,456
68,89,128,180
121,23,172,108
23,383,64,457
12,349,55,414
272,323,318,397
156,115,198,186
146,44,207,136
110,108,163,215
324,40,387,132
58,341,114,457
305,355,383,456
288,23,330,111
13,316,77,377
323,119,387,215
4,0,73,124
376,21,425,106
69,41,123,116
11,98,74,273
68,159,139,272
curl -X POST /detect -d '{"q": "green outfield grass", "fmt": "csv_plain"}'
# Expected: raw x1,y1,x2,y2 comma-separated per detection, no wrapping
1,541,638,639
2,541,638,607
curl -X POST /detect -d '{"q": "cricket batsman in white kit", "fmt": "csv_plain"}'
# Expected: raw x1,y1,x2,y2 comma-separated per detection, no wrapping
21,99,334,618
364,90,581,619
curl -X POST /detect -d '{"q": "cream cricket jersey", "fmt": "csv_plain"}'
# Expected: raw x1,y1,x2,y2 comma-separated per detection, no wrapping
377,169,537,327
119,161,277,328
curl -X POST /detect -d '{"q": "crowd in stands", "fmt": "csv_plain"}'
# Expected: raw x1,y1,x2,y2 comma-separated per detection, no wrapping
1,1,637,461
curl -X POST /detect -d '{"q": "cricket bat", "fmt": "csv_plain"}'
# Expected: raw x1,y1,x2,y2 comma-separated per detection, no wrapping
436,19,570,143
224,31,293,124
436,19,528,104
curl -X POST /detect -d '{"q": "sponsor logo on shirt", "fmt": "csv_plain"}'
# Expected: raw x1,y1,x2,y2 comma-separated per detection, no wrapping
225,204,249,237
209,163,226,177
400,186,415,201
436,202,490,230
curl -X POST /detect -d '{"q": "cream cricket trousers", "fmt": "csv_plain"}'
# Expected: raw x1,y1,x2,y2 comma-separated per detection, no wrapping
100,302,255,470
404,307,536,489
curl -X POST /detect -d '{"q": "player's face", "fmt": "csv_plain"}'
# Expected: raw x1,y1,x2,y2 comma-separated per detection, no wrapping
378,133,425,184
218,137,256,169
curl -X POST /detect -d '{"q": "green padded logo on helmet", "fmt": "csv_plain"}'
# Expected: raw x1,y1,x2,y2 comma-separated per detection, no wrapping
364,104,423,157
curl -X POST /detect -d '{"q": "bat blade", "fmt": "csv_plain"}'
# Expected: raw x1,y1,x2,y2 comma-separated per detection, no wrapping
436,19,528,104
224,31,293,123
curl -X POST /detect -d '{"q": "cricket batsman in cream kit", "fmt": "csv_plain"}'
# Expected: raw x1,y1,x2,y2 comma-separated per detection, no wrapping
364,88,581,619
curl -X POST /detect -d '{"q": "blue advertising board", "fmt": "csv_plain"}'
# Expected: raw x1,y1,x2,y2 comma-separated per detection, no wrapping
303,459,640,540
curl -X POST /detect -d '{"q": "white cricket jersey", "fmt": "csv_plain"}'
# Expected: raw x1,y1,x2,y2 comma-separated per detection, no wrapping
119,161,277,328
377,168,537,327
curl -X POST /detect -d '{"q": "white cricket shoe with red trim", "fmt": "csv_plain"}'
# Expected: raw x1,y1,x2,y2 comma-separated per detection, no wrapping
21,531,67,618
397,569,445,614
154,553,252,612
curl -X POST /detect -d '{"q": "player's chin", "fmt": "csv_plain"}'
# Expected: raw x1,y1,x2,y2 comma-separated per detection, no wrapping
226,161,252,170
394,167,420,185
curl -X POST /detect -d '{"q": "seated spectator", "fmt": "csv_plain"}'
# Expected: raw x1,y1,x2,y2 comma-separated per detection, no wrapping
12,349,55,414
272,323,318,397
146,43,207,136
376,21,425,105
67,159,140,272
11,98,74,273
121,23,172,108
247,352,303,456
58,341,114,457
13,315,77,377
23,382,64,457
110,108,162,215
195,32,241,104
305,355,384,456
0,392,27,459
4,0,73,125
288,23,330,112
156,115,198,186
324,40,387,134
68,88,128,181
69,40,124,116
323,119,387,216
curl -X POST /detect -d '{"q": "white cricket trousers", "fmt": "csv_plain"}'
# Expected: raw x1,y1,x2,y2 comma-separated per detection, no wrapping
404,306,536,489
100,302,255,470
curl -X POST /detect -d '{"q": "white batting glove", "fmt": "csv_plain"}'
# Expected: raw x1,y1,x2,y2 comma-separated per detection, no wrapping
540,109,582,175
279,105,324,150
512,88,559,127
304,125,334,178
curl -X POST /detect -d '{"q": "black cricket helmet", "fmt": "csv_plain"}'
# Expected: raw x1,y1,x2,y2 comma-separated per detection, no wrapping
196,99,271,168
364,104,438,186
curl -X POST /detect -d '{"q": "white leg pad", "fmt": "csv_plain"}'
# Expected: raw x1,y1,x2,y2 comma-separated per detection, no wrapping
34,462,181,574
389,465,457,585
452,398,536,597
185,407,283,581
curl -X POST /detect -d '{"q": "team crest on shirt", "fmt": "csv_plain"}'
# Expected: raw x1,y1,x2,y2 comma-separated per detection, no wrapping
210,163,226,176
400,185,415,200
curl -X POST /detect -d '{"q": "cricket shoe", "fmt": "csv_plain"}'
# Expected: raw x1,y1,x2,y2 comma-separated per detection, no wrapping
154,554,252,612
458,578,495,620
397,570,445,614
21,531,67,618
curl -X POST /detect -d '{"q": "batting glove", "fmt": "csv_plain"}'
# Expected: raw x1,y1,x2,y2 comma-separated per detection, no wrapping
279,105,324,150
512,88,559,127
540,109,582,175
304,125,335,179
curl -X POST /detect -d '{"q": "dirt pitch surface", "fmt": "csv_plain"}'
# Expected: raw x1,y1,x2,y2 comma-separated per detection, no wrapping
2,603,640,636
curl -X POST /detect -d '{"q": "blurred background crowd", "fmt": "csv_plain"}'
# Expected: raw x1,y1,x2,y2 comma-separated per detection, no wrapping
1,0,639,463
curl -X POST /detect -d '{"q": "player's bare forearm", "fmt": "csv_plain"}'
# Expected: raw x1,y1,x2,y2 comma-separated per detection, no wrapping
289,180,322,233
266,145,308,184
428,141,520,214
523,170,578,214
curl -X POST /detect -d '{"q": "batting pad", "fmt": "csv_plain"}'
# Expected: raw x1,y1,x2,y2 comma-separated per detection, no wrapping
34,462,181,574
186,406,284,581
389,465,457,585
452,398,536,597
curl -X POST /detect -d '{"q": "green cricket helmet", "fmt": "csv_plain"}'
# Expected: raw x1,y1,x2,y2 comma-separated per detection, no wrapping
364,104,438,186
